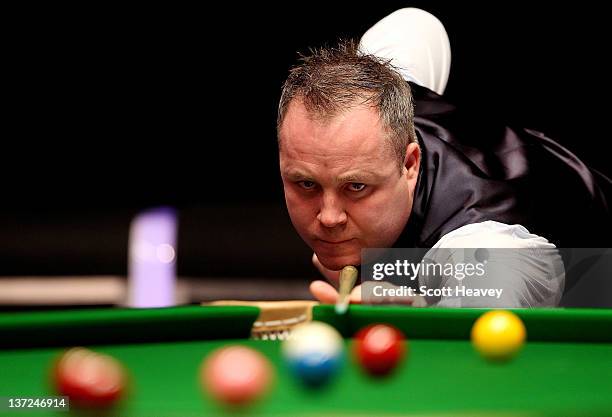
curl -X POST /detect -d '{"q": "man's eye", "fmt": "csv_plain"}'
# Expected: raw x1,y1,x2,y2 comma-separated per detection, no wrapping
298,181,316,190
347,183,366,192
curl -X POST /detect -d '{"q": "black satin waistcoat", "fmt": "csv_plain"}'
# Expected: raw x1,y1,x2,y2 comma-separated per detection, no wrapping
396,83,611,248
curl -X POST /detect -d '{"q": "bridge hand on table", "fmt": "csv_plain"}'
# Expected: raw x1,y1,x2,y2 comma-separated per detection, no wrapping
310,253,427,307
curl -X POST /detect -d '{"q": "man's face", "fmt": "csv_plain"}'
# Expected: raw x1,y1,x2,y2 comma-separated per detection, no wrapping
279,99,419,271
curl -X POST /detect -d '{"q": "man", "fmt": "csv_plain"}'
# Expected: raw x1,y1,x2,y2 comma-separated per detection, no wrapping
277,9,611,307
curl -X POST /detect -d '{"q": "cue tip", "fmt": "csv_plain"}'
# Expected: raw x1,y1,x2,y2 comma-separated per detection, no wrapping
335,301,349,315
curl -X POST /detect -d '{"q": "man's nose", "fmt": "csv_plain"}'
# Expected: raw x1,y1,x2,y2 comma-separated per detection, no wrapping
317,192,348,228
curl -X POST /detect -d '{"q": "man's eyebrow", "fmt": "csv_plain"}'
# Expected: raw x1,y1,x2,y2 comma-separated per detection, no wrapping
283,170,314,181
283,169,384,183
336,171,383,183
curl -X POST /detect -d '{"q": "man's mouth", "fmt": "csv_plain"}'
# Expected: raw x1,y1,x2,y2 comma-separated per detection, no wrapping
317,238,353,245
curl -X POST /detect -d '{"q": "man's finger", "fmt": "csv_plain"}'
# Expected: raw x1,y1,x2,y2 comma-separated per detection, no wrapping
349,284,362,304
309,280,339,304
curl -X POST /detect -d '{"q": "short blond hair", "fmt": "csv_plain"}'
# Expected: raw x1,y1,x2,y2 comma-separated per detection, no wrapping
278,40,417,169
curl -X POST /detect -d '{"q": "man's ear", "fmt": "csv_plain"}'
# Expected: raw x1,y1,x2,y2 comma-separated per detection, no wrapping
403,142,421,180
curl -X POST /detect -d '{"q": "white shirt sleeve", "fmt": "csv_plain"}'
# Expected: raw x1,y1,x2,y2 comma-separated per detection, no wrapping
419,221,565,307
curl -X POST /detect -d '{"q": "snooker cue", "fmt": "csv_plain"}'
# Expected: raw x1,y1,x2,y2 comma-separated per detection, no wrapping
335,265,358,314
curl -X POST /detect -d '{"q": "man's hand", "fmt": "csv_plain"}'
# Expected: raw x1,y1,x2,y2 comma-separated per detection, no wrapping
309,280,363,304
310,253,361,303
309,253,427,307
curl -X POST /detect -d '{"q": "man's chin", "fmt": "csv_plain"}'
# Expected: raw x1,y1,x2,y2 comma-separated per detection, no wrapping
315,253,361,271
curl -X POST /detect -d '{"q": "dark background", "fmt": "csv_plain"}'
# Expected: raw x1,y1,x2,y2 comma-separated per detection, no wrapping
2,2,609,278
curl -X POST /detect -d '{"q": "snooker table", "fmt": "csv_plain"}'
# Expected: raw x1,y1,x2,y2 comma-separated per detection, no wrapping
1,304,612,416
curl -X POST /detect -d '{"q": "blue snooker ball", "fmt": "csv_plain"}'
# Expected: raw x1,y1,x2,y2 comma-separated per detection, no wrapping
282,321,344,387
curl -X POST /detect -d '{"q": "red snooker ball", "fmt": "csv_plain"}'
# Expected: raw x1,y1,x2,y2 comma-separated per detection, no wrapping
54,347,126,407
354,324,406,376
201,346,273,406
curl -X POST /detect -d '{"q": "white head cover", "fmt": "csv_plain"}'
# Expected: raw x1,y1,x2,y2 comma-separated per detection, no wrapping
359,8,451,95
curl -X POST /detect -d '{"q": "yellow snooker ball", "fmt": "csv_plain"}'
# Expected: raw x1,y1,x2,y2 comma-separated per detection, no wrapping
471,310,526,361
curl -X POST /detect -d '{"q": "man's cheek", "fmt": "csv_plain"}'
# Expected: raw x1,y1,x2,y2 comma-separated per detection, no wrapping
287,199,315,229
288,193,317,215
285,191,303,214
351,205,379,227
